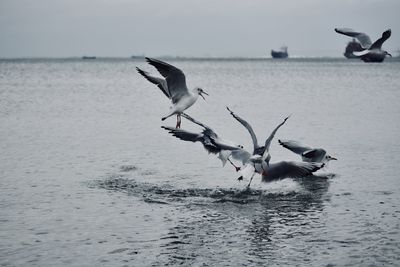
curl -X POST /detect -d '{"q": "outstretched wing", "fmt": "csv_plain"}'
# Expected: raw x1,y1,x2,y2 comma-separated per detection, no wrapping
263,161,324,181
335,28,372,49
227,107,259,152
136,67,170,98
302,149,326,162
263,115,290,152
145,57,189,103
161,126,201,142
278,139,312,155
370,29,391,49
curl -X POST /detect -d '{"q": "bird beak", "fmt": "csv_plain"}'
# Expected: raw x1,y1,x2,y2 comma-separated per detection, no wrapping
199,90,208,100
387,53,392,57
331,157,338,161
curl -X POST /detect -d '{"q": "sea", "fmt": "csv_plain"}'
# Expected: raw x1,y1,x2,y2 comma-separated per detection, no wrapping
1,57,400,266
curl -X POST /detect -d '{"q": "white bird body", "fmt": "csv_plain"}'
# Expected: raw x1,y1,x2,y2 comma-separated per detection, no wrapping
164,89,200,120
136,57,208,128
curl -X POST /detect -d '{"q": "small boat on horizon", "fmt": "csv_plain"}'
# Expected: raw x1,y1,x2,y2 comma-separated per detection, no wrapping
271,46,288,59
82,56,96,60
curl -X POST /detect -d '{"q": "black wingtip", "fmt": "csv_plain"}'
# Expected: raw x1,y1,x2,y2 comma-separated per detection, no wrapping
161,117,166,121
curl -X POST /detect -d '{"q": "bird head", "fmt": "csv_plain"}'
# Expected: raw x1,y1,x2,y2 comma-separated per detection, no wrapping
196,87,209,100
326,155,337,161
384,51,392,57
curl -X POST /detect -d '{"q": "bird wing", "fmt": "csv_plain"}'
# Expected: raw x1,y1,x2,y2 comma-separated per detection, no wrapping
136,67,170,98
370,29,391,49
302,149,326,162
226,107,259,152
161,126,220,154
262,161,324,181
263,115,290,153
335,28,372,49
278,139,312,155
145,57,189,104
161,126,201,142
174,113,242,153
352,50,370,57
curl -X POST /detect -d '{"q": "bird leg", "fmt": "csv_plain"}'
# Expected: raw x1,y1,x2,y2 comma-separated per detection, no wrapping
247,173,256,188
176,114,181,128
227,158,241,172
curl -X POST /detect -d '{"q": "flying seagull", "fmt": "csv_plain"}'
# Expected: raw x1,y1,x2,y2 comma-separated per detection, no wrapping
162,113,251,171
278,139,337,163
227,107,317,187
335,28,392,62
136,57,208,128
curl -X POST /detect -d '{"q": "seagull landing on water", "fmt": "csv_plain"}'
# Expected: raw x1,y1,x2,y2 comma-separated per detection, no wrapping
227,107,300,187
335,28,392,62
136,57,208,128
162,113,252,172
278,140,337,164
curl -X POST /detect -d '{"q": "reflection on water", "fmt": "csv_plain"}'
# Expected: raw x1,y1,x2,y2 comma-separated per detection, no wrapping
93,166,332,266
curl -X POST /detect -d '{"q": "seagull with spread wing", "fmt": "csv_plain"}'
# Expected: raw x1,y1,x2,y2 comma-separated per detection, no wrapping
335,28,392,62
278,140,337,163
136,57,208,128
162,113,251,171
227,108,323,187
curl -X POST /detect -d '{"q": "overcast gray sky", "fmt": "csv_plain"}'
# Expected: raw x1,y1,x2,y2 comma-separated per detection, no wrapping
0,0,399,58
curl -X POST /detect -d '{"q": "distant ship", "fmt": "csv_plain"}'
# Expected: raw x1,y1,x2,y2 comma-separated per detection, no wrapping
271,46,288,58
343,38,363,59
82,56,96,60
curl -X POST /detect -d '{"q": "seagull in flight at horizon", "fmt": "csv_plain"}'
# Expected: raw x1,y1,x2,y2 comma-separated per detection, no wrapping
136,57,208,128
335,28,392,62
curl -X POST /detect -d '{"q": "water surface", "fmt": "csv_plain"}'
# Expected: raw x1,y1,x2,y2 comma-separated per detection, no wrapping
1,58,400,266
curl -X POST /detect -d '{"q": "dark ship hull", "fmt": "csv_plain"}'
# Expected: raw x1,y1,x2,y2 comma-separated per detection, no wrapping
271,50,288,59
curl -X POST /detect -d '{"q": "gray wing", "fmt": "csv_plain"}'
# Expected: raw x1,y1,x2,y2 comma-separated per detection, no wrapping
370,29,391,49
161,126,201,142
278,139,312,155
145,57,189,104
263,115,290,152
136,67,170,98
262,161,324,181
163,114,241,153
226,107,259,152
162,126,219,154
302,148,326,162
335,28,372,49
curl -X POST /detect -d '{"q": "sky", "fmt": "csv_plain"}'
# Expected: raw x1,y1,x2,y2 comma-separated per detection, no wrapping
0,0,399,58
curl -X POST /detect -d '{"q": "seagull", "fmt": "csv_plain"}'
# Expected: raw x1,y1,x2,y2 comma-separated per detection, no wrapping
239,147,325,187
162,113,251,171
278,140,337,163
335,28,392,62
136,57,208,128
227,108,324,187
